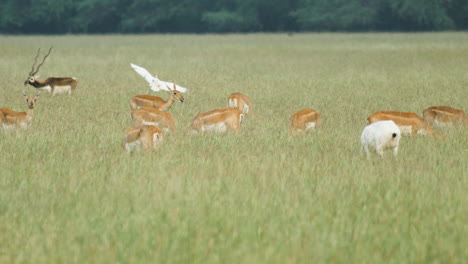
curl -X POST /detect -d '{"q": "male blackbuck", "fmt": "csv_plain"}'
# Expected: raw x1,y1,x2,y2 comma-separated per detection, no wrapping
227,92,251,115
131,107,176,133
289,109,321,134
422,106,468,126
0,92,40,132
190,108,243,134
367,111,437,137
129,84,184,111
24,48,78,96
124,125,163,152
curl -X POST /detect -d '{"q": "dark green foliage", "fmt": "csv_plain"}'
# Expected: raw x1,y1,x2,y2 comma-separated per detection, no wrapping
0,0,466,33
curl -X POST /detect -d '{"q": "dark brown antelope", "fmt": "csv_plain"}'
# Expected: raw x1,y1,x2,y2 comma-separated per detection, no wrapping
24,48,78,96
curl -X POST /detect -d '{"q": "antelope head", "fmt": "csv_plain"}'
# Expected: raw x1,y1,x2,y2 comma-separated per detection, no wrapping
22,92,40,109
167,83,184,103
24,47,52,86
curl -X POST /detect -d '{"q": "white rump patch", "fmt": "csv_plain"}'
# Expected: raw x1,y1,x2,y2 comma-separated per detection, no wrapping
305,122,316,130
243,104,249,114
228,98,238,108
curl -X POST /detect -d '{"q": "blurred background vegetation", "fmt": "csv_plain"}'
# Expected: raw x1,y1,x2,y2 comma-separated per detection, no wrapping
1,0,467,33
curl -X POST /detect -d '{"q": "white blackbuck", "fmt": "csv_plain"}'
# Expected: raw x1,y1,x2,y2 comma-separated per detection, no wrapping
367,111,438,137
227,92,251,115
360,120,401,158
289,109,321,134
190,108,243,134
24,48,78,96
124,125,163,152
422,106,468,126
1,92,40,132
131,107,176,133
129,84,184,111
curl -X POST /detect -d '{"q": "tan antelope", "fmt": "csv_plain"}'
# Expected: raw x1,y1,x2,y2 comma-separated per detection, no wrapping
367,111,438,137
24,48,78,96
227,92,251,115
190,108,243,134
124,125,163,152
290,109,321,134
0,92,40,132
131,107,176,133
129,84,184,111
422,106,468,126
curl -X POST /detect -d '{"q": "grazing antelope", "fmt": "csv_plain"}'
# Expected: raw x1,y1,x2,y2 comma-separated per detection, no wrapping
129,84,184,111
367,111,437,137
422,106,468,126
0,92,40,132
190,108,243,134
24,48,78,96
290,109,321,134
124,125,163,152
361,120,401,159
131,107,176,133
227,92,251,115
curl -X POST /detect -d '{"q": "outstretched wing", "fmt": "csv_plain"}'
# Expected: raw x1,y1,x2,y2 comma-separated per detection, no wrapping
130,63,163,92
160,81,188,93
131,63,188,93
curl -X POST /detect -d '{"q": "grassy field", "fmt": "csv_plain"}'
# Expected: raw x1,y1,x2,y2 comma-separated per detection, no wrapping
0,33,467,263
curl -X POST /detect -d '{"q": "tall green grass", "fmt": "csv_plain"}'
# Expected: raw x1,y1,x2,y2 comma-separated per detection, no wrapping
0,33,467,263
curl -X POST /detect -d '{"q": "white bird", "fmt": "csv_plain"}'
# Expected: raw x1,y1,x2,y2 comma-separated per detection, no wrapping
130,63,187,93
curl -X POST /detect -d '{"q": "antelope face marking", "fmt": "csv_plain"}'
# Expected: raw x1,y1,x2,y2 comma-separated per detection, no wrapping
23,92,39,109
172,90,184,103
24,76,39,86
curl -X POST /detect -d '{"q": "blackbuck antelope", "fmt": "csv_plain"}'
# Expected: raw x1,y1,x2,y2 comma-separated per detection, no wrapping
130,84,184,111
290,109,321,134
131,107,176,133
24,48,78,96
190,108,243,134
0,92,40,132
367,111,438,137
422,106,468,126
227,93,251,115
124,125,163,152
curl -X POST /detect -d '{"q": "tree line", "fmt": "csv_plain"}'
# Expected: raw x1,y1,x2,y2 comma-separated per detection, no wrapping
1,0,467,34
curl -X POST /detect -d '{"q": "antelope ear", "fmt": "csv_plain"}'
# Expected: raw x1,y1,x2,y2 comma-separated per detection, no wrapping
35,92,40,99
173,83,177,91
22,91,27,98
166,84,172,91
